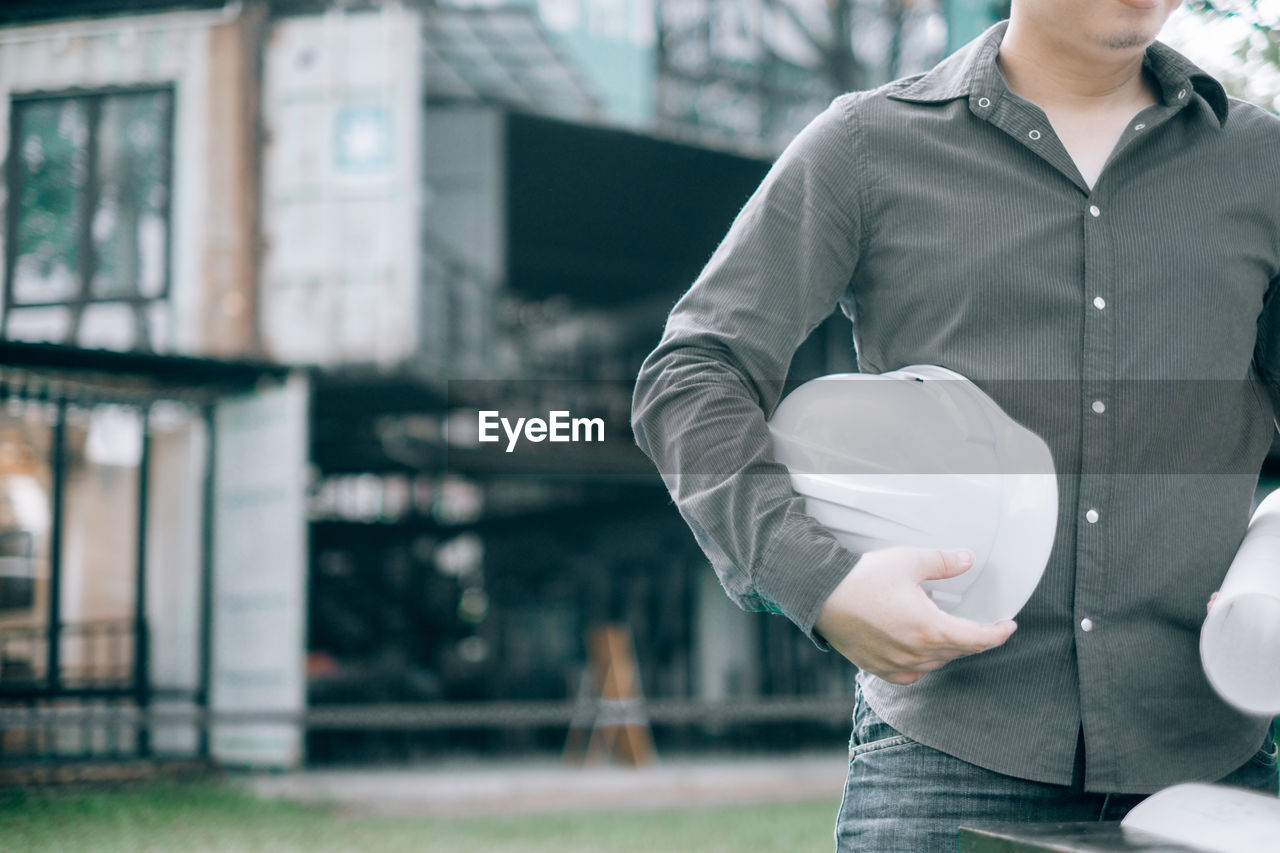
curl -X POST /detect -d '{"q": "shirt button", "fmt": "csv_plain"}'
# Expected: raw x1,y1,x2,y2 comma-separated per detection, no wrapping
1081,618,1094,632
1091,400,1106,414
978,96,991,108
1085,508,1099,524
1028,129,1041,140
1089,205,1101,217
1093,296,1106,310
1133,123,1146,131
1178,88,1187,99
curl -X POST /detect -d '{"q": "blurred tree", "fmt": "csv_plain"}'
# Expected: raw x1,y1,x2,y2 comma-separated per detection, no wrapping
1190,1,1279,30
13,100,86,301
1184,0,1280,111
655,0,948,152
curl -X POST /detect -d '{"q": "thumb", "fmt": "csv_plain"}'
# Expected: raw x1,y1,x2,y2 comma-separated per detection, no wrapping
916,549,975,582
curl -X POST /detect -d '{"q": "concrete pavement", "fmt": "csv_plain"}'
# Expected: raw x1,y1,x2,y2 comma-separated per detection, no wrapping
242,752,849,818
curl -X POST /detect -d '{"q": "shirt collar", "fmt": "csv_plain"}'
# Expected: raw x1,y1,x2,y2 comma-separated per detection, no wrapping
886,20,1229,128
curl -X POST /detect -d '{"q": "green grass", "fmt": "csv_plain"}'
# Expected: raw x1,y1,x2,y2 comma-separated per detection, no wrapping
0,780,842,853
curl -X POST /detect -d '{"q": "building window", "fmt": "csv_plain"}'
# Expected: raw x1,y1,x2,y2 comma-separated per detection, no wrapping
4,88,174,352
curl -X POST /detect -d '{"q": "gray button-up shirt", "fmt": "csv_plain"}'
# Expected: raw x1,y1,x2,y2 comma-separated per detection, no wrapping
631,21,1280,792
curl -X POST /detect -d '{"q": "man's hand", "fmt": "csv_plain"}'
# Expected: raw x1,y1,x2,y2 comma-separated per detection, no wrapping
815,547,1018,685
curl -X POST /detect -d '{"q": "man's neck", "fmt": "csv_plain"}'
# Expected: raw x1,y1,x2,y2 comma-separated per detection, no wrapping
997,18,1156,112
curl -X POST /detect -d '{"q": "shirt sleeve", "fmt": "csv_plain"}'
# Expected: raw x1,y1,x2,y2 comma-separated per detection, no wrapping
630,95,865,645
1255,271,1280,422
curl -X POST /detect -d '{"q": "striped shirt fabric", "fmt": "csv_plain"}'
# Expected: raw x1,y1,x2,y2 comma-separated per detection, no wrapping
631,21,1280,792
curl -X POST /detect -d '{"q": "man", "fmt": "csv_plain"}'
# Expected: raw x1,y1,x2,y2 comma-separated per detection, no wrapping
631,1,1280,850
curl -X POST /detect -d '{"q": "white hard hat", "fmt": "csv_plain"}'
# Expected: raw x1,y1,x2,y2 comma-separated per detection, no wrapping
767,365,1058,624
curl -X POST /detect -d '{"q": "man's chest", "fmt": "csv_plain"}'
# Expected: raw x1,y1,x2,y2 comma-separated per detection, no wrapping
843,104,1280,384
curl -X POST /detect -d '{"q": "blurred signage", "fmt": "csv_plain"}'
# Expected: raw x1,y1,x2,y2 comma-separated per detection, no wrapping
210,374,308,769
334,106,393,173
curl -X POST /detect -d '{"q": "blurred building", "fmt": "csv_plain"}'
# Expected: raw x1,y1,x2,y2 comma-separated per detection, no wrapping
0,0,986,768
0,342,303,769
0,0,311,770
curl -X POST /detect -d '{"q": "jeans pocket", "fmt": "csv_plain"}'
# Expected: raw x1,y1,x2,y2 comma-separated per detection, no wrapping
850,733,917,761
1249,739,1278,770
849,691,918,760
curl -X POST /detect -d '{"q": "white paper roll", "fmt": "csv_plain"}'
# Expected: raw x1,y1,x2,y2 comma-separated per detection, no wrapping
1200,489,1280,716
1122,783,1280,853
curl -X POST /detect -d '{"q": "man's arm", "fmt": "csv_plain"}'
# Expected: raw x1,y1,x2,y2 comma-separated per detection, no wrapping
1255,272,1280,419
631,97,1017,680
632,94,1018,676
631,97,864,641
1215,273,1280,617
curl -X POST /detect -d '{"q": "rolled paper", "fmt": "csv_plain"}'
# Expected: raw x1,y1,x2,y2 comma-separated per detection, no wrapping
1122,783,1280,853
1200,489,1280,716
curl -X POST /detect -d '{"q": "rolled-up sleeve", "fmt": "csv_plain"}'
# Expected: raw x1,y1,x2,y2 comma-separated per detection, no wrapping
630,95,866,644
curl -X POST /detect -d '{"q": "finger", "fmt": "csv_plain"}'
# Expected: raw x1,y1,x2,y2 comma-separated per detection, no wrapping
873,652,955,676
882,670,926,686
906,658,950,673
915,549,975,582
890,645,961,669
935,616,1018,654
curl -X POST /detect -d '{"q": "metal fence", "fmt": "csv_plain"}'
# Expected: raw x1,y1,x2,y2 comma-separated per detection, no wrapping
0,618,205,762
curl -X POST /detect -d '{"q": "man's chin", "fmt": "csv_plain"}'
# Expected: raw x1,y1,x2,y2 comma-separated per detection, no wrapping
1099,27,1158,52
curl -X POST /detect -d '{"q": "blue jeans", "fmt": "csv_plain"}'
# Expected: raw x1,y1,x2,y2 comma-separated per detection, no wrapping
834,688,1279,852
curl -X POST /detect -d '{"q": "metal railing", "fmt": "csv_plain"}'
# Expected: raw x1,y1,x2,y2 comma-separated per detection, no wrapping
0,619,185,761
0,694,854,732
0,619,136,694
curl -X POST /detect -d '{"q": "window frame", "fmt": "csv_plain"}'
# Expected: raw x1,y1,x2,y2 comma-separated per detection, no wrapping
3,84,176,340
